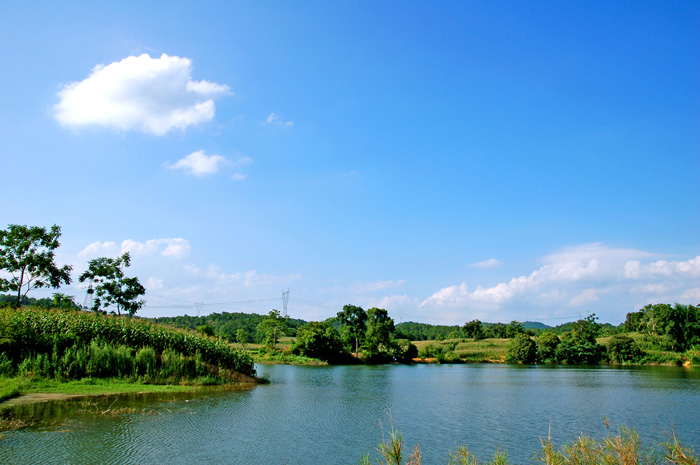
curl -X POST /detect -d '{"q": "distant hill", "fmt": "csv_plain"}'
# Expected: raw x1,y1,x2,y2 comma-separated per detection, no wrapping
522,321,551,330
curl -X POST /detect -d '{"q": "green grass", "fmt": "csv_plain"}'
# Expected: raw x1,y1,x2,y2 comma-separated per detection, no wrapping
0,374,253,407
251,349,327,365
413,338,509,363
0,376,26,402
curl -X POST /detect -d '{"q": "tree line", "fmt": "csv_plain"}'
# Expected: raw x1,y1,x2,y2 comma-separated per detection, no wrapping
0,224,146,315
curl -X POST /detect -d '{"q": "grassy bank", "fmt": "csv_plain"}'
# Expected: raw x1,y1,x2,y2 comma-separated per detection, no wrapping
413,338,509,363
0,307,258,402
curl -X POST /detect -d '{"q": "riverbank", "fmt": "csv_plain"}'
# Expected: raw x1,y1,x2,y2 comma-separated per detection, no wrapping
1,375,260,406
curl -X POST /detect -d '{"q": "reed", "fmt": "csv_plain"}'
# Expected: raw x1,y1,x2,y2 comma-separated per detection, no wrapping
361,426,697,465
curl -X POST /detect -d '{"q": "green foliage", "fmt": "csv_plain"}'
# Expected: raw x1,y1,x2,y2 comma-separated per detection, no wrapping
554,315,606,365
235,329,248,347
0,224,73,306
337,304,368,354
606,334,645,364
79,252,145,316
257,309,289,349
395,322,461,341
506,333,536,364
537,332,561,363
625,303,700,352
484,322,507,339
462,320,484,341
0,306,255,377
197,324,215,337
505,321,525,339
555,338,605,365
364,307,396,360
390,339,418,362
153,311,305,344
291,321,347,363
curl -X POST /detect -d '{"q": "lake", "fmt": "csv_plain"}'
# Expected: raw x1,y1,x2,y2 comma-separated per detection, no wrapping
2,364,699,464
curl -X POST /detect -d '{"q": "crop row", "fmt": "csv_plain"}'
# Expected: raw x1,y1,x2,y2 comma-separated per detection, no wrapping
0,307,255,377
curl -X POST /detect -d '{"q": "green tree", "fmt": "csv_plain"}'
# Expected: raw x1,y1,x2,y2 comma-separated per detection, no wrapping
291,321,346,362
462,319,484,341
505,321,525,338
0,224,72,307
236,329,248,349
606,334,644,363
485,322,507,338
51,292,80,310
78,252,145,316
506,333,537,364
257,309,288,349
364,307,395,359
555,315,605,364
536,331,560,363
337,304,367,356
197,324,215,337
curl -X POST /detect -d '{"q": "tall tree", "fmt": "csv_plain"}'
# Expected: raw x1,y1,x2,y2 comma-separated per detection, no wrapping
0,224,72,307
337,304,367,356
364,307,395,358
79,252,145,316
462,319,484,341
257,309,289,349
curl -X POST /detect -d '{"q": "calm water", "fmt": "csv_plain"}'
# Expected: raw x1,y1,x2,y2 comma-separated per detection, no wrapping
1,364,699,464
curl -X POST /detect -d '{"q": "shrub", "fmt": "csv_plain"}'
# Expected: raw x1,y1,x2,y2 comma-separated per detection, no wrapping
506,334,536,364
537,332,560,363
291,321,346,363
606,334,645,364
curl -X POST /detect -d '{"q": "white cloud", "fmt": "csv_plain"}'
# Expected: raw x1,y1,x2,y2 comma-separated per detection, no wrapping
264,113,293,127
166,150,230,176
78,241,117,257
471,258,502,269
422,244,700,318
146,277,164,290
121,238,191,259
55,53,229,135
569,288,600,307
681,288,700,302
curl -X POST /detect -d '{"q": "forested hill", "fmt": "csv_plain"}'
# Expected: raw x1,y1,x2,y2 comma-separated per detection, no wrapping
152,312,307,343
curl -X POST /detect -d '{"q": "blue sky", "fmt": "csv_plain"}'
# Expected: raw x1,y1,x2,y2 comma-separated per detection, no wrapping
1,1,698,325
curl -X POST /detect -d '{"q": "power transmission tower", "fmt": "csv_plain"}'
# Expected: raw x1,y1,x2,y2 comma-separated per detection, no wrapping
83,288,93,311
282,289,290,317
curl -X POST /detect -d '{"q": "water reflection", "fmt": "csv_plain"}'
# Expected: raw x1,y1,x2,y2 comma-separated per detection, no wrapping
2,365,699,464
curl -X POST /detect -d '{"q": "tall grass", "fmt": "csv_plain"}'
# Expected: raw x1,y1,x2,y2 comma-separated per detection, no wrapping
360,426,697,465
0,307,256,382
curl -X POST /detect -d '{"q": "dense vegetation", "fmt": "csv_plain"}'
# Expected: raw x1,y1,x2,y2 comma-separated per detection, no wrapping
0,306,256,398
153,311,307,344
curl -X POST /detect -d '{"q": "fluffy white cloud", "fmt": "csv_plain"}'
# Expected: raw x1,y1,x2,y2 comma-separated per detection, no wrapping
121,238,191,259
422,244,700,316
471,258,502,269
55,53,229,135
78,238,191,259
166,151,252,178
78,241,117,257
166,150,229,176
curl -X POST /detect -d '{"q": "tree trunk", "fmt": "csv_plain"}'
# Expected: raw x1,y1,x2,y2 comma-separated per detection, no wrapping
15,268,25,307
